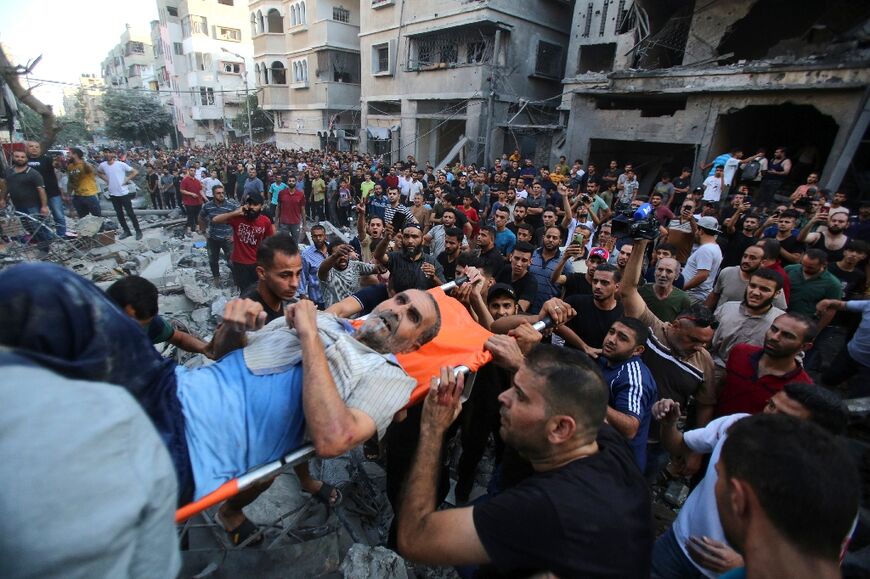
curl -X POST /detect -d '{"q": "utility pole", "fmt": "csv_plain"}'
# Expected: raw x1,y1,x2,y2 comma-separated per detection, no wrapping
221,47,253,146
483,29,500,169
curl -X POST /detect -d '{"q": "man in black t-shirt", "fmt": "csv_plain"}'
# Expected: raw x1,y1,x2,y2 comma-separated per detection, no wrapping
436,227,463,282
396,341,652,578
241,234,302,322
25,141,66,236
561,263,624,355
494,241,537,312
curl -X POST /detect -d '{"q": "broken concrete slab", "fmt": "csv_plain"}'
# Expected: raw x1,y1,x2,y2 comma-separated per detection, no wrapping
74,215,105,237
340,544,408,579
191,307,211,325
140,253,175,284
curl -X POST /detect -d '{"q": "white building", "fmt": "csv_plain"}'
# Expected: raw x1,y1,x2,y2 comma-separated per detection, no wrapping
153,0,256,145
61,74,107,135
250,0,362,151
101,24,159,91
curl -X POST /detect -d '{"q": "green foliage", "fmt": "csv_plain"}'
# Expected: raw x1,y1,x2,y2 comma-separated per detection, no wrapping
55,117,91,145
101,89,173,144
233,94,273,139
17,104,43,142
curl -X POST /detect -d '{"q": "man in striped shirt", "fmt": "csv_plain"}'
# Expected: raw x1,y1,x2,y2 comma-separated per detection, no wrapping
597,317,658,469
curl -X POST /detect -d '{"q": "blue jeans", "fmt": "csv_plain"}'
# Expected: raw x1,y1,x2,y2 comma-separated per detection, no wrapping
0,263,194,503
46,195,66,236
651,528,703,579
72,195,102,218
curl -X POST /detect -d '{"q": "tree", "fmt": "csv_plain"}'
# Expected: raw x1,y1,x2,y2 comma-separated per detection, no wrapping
55,117,91,145
233,94,273,141
0,44,60,150
101,89,173,144
18,104,44,142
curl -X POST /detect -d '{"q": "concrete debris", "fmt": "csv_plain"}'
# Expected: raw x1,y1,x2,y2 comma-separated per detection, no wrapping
190,307,211,325
340,544,409,579
74,215,105,237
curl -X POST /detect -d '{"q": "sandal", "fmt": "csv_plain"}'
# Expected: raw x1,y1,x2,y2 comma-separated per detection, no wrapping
313,482,343,507
217,514,263,546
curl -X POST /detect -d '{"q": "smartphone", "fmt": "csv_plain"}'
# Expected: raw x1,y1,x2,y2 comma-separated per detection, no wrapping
392,211,407,231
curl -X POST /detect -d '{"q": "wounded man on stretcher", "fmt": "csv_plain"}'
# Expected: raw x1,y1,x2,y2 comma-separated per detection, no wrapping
0,263,442,504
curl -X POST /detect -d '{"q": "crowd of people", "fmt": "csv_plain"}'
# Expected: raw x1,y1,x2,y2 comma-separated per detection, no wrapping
1,142,868,578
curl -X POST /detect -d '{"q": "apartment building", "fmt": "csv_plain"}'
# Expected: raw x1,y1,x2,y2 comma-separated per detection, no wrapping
250,0,362,151
153,0,255,145
101,24,159,91
61,74,107,134
560,0,870,195
358,0,571,167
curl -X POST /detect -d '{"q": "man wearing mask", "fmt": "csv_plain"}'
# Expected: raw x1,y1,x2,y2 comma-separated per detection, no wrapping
212,192,275,293
25,141,65,236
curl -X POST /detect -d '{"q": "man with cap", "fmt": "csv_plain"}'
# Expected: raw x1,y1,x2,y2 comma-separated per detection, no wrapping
682,216,723,304
487,282,519,321
553,246,609,298
212,192,275,293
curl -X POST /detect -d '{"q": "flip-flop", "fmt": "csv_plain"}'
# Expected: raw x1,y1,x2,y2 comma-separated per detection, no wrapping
217,514,263,546
313,483,343,507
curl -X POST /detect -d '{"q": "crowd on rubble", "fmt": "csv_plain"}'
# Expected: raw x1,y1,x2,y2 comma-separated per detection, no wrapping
2,140,869,579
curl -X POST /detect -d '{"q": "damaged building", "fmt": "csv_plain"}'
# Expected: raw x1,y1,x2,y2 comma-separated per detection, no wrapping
358,0,571,168
559,0,870,196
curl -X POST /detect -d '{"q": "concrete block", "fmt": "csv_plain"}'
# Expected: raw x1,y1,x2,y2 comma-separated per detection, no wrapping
140,253,174,283
340,544,408,579
191,307,211,324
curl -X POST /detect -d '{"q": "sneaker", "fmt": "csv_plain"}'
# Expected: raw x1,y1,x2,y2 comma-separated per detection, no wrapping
135,231,143,240
119,231,132,240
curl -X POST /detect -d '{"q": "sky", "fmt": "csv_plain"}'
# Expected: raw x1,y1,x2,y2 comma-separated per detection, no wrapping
0,0,159,111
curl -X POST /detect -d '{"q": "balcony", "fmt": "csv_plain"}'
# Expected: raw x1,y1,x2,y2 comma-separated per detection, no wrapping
191,105,223,121
259,85,290,108
253,33,285,56
287,19,359,52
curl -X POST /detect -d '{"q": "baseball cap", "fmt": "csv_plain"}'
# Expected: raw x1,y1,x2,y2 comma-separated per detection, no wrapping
696,215,721,233
588,247,610,261
487,283,517,303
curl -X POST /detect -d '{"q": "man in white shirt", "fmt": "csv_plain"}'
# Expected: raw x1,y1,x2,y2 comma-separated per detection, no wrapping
202,169,223,200
408,174,424,204
97,149,141,240
682,216,723,303
702,166,725,203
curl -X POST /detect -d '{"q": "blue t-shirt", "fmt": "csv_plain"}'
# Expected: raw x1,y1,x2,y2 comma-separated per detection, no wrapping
708,153,732,176
495,228,517,256
270,182,288,205
176,350,306,498
598,356,657,469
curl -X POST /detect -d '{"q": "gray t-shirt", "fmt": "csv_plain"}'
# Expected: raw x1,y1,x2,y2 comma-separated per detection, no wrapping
712,266,788,310
4,167,45,209
682,242,723,301
0,365,180,579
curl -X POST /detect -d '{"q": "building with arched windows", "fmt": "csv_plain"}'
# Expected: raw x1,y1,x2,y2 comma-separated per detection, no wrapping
251,0,361,150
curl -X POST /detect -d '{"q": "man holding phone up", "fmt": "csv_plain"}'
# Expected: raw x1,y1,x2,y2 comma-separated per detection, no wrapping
374,222,445,289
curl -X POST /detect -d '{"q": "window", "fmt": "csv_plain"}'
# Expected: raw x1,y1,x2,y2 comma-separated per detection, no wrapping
266,8,283,33
466,41,486,64
222,62,241,74
216,26,241,42
166,6,178,17
578,43,616,73
333,6,350,23
190,52,213,71
534,40,563,79
182,15,209,37
173,42,183,55
272,61,287,84
372,42,392,75
126,41,145,56
199,87,215,106
291,59,307,84
290,2,307,26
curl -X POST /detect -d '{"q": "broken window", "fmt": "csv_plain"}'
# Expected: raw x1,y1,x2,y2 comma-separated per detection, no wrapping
126,42,145,56
317,51,361,83
534,41,563,79
578,43,616,73
368,101,400,115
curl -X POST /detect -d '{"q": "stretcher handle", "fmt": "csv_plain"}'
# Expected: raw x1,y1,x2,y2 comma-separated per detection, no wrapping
439,275,469,292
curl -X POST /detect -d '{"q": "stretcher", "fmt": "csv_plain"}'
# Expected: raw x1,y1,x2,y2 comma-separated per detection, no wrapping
176,277,551,523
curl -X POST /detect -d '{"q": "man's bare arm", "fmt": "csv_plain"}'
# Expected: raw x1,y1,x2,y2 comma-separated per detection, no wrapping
292,301,376,456
605,407,640,439
397,369,490,566
621,238,649,318
210,299,267,359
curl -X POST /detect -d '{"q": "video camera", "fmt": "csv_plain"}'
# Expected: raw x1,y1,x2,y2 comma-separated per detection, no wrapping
610,202,660,241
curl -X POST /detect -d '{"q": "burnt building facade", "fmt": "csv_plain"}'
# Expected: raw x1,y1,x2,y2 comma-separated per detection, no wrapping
560,0,870,197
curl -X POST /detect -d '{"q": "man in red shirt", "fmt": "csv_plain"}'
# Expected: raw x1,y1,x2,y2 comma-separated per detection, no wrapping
212,193,275,293
714,312,814,417
277,181,306,243
461,194,480,240
180,166,207,236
